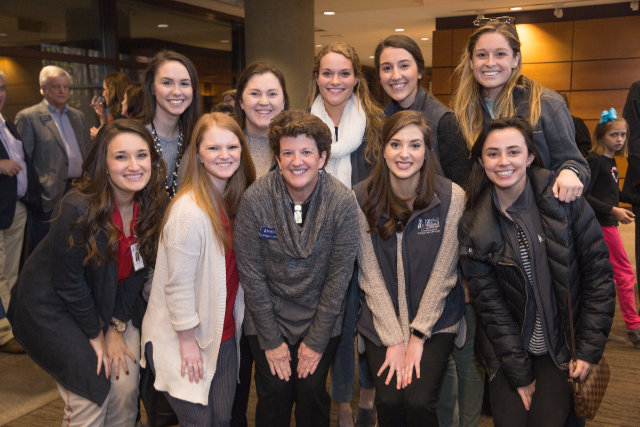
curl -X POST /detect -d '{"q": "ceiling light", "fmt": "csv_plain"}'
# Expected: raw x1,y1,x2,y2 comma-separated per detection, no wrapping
157,24,168,28
421,37,430,41
554,7,563,18
0,33,7,37
315,44,323,48
395,28,405,32
369,56,375,59
510,7,522,11
220,39,230,43
631,1,639,11
323,11,335,15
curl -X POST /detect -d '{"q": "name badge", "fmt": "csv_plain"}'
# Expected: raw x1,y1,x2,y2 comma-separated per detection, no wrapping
259,226,277,240
130,243,145,271
40,115,52,123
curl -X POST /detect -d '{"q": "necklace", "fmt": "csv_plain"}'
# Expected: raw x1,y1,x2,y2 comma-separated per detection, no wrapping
151,121,184,198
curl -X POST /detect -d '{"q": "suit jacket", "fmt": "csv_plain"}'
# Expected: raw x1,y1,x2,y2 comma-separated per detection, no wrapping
15,100,90,213
0,117,42,229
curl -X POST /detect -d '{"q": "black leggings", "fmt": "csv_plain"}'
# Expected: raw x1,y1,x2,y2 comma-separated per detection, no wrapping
365,333,455,427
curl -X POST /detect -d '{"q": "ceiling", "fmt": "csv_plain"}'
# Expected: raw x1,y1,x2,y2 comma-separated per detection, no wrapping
185,0,625,66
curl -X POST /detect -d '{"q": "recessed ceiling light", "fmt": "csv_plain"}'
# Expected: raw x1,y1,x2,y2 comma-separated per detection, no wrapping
395,28,405,32
0,33,7,37
323,11,335,15
510,6,522,11
369,56,375,59
220,39,230,43
157,24,168,28
421,37,430,41
315,44,323,48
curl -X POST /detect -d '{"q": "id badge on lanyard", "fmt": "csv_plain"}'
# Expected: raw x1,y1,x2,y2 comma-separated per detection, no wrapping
130,242,144,271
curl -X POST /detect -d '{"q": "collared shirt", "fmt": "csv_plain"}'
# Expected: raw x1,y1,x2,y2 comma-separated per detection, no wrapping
45,100,83,178
0,113,28,198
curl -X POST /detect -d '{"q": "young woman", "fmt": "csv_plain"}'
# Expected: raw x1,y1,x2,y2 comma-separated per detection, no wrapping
459,117,615,426
585,109,640,345
230,62,289,427
8,119,168,426
90,71,131,138
143,50,201,197
375,34,481,426
234,62,289,177
141,113,255,425
451,21,589,203
375,35,470,187
234,110,360,427
310,42,382,426
355,110,465,426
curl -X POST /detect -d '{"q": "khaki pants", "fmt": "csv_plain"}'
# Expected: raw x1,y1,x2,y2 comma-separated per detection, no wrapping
0,201,27,345
57,323,140,427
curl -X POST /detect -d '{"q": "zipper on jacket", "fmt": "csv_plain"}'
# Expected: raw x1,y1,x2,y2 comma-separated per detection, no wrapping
497,260,528,335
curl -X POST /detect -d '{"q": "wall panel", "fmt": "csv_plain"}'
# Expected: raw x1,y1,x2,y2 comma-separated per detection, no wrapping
432,30,452,67
572,59,640,91
573,16,640,60
522,62,572,92
432,67,453,95
517,22,573,63
570,90,628,120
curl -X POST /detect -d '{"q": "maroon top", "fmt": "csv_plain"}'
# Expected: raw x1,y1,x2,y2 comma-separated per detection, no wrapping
221,211,239,342
112,202,138,285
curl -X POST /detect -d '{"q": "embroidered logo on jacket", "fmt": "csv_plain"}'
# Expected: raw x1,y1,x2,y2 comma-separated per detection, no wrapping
417,218,440,235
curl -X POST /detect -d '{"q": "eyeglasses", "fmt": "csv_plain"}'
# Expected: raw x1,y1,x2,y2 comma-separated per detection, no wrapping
473,16,515,27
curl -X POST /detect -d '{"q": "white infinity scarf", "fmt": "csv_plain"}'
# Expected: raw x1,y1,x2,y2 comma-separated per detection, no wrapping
310,94,366,188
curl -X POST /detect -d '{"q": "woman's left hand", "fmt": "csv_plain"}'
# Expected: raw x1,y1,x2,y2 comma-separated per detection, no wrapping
569,359,593,382
178,328,203,383
297,341,322,379
553,169,584,202
403,334,425,387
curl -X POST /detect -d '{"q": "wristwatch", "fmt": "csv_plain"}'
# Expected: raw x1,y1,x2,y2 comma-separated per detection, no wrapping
410,328,426,340
110,319,127,333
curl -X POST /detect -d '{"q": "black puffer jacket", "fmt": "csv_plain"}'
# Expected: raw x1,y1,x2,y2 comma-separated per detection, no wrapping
459,167,615,388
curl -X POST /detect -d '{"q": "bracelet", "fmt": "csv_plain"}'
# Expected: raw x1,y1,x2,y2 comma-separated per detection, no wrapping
410,328,426,340
562,165,580,178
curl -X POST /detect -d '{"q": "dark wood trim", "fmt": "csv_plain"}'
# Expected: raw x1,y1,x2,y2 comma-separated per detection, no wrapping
134,0,243,24
0,46,145,69
436,2,640,30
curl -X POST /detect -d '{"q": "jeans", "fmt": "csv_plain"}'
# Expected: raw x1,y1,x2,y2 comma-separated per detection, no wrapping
330,271,375,403
437,304,485,427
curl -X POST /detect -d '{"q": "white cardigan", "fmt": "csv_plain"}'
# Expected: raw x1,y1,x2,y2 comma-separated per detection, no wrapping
141,191,244,405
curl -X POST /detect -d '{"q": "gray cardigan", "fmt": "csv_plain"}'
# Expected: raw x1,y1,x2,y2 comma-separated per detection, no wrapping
234,170,360,354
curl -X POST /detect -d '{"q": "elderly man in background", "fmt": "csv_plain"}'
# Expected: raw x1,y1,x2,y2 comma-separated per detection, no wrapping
15,65,90,249
0,70,40,353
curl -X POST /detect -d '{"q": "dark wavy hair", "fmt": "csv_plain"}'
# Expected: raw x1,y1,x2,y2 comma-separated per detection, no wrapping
143,50,201,158
123,84,146,121
363,110,436,240
235,62,290,131
104,71,130,118
68,119,169,266
465,116,543,211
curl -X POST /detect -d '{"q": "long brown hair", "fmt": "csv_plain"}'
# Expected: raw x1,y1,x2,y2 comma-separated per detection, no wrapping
465,116,544,211
163,113,256,251
104,71,130,118
310,43,384,165
69,119,169,266
451,22,543,148
143,50,202,158
123,84,146,121
363,110,437,240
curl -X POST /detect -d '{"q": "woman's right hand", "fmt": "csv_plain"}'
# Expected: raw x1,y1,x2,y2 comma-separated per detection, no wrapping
377,342,405,390
265,342,292,381
517,379,536,411
89,330,110,378
177,329,203,383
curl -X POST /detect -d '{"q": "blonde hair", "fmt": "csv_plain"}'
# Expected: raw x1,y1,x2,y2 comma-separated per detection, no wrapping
310,42,384,165
451,22,543,148
592,116,629,157
161,113,256,250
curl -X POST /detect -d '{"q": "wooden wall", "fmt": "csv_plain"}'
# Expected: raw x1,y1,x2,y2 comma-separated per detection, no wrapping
431,14,640,187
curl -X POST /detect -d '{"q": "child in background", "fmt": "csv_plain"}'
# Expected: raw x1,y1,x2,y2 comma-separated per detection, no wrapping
585,108,640,346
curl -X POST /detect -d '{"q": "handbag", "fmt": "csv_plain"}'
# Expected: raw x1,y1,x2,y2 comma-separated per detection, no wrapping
566,291,610,420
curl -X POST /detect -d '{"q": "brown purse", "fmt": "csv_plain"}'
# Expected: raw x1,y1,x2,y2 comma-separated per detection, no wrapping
567,291,610,420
